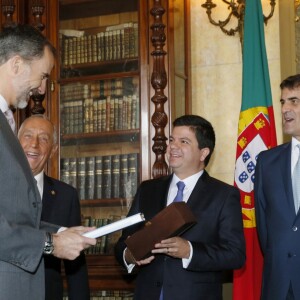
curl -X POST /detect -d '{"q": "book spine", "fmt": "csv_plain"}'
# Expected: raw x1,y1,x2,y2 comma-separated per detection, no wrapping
109,96,115,131
117,97,123,131
120,154,128,198
95,156,103,199
68,157,77,189
122,96,128,130
102,155,112,199
127,95,132,130
131,95,137,129
116,29,121,60
128,153,138,198
92,34,97,63
92,98,97,132
111,154,120,198
86,156,95,200
100,218,108,254
134,23,138,58
60,158,70,184
100,97,106,132
106,96,111,131
77,157,86,200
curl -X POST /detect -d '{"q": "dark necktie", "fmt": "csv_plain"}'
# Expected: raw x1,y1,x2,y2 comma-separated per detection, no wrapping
293,144,300,213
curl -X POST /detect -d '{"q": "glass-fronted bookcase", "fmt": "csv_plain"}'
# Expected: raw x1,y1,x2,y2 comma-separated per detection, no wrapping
0,0,190,297
58,0,144,298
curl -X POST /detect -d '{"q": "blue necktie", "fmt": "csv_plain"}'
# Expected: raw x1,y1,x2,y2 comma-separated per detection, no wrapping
159,181,186,300
173,181,185,202
293,144,300,213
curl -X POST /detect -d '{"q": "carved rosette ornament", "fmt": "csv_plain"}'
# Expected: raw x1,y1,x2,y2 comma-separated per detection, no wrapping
1,0,16,28
150,0,169,178
31,0,45,31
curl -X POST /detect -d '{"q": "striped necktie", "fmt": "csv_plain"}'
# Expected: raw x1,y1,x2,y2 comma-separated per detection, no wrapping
4,109,16,134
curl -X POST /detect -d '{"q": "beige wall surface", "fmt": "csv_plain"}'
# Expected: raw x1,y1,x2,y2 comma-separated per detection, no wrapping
190,0,282,184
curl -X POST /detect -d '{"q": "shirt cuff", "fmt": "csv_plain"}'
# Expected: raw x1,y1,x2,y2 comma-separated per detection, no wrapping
57,227,67,233
182,241,193,268
123,248,135,273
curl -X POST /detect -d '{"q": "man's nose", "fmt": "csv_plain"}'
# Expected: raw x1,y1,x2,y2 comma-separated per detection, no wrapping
30,136,39,147
37,80,47,95
281,102,291,113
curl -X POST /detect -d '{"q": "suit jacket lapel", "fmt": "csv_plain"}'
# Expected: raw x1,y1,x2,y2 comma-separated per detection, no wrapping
43,175,57,201
42,175,57,219
186,170,209,210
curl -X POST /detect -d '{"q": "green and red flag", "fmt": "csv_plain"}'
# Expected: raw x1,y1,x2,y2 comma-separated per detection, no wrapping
233,0,277,299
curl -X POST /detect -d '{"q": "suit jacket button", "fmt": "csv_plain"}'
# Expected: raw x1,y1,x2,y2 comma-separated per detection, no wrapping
292,226,298,231
32,202,37,208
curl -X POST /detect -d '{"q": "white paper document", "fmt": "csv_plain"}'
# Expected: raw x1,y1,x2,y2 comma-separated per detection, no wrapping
83,213,145,238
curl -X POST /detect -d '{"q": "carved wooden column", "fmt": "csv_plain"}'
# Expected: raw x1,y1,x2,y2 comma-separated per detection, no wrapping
150,0,169,178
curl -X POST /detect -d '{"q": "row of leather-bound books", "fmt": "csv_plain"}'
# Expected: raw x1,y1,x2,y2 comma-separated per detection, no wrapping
60,153,139,201
60,78,139,135
60,22,138,66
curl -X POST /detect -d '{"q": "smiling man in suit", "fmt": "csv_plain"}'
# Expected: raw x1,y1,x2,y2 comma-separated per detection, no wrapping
255,74,300,300
18,114,90,300
115,114,246,300
0,24,95,300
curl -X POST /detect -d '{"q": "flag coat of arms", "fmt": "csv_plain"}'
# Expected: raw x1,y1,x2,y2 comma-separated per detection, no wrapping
232,0,277,299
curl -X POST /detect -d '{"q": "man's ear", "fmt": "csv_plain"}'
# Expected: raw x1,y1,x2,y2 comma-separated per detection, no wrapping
199,147,210,163
9,55,23,75
49,144,58,159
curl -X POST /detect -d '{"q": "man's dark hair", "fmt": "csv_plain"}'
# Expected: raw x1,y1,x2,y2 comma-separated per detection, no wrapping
280,74,300,90
173,114,215,166
0,24,56,66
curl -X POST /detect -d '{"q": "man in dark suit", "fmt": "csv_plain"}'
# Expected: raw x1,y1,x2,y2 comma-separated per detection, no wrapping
115,115,246,300
18,114,90,300
0,24,95,300
255,74,300,300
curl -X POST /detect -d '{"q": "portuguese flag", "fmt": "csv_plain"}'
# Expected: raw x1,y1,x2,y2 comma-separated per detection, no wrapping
232,0,277,299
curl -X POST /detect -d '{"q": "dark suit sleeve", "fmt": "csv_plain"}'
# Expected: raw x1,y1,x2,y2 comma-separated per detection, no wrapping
188,185,246,271
254,153,267,254
63,186,90,300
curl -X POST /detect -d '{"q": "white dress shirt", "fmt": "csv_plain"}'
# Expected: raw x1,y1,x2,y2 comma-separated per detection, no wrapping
0,94,16,133
0,94,9,114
